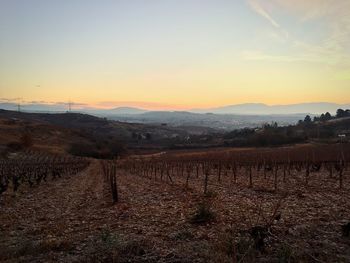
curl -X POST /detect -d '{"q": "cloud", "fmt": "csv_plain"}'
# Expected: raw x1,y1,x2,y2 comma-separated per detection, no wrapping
244,0,350,69
247,0,280,28
95,101,187,110
270,0,347,21
241,49,346,65
0,97,22,103
247,0,289,42
0,99,87,108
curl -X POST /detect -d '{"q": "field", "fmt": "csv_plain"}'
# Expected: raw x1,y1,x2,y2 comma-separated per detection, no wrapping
0,144,350,262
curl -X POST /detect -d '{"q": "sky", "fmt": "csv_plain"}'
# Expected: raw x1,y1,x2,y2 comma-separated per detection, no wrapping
0,0,349,110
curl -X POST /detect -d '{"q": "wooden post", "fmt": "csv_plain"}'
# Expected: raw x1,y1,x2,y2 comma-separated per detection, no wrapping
248,165,253,188
274,164,278,191
339,160,344,189
186,165,191,188
233,163,237,183
305,162,310,186
204,166,209,195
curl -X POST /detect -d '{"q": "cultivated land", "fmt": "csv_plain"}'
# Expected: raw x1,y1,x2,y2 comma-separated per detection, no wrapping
1,144,350,262
0,111,350,262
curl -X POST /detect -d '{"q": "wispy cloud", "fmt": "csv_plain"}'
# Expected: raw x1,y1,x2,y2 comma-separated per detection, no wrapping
0,97,22,103
247,0,289,42
247,0,280,28
241,49,344,65
0,98,87,108
271,0,345,21
244,0,350,70
95,101,188,110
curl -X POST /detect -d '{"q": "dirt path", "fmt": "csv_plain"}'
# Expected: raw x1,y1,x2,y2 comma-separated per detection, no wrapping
0,161,204,262
0,160,112,262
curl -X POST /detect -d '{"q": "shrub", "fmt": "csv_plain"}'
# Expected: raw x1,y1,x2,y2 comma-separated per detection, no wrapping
190,202,215,224
68,139,126,159
68,142,100,158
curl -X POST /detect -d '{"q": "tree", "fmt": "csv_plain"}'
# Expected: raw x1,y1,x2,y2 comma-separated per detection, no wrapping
336,109,345,118
304,115,312,123
145,132,152,140
131,132,138,139
324,112,332,120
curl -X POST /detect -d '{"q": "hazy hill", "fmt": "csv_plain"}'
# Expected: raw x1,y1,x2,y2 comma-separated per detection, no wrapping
1,102,349,116
193,102,350,115
1,102,349,131
0,110,215,151
0,103,148,115
84,107,149,116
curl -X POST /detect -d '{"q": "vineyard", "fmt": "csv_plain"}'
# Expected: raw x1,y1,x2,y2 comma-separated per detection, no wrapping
0,152,90,196
1,144,350,262
122,144,349,193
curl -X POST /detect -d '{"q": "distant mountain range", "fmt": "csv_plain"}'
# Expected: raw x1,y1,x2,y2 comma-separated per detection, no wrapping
0,103,149,115
192,102,350,115
2,102,349,131
1,102,348,115
83,107,148,116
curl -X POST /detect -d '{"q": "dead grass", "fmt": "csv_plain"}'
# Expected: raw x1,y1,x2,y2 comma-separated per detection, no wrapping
0,237,73,261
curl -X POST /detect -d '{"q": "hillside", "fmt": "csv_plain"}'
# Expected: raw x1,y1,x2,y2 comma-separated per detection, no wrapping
0,116,92,154
0,110,218,155
1,110,349,156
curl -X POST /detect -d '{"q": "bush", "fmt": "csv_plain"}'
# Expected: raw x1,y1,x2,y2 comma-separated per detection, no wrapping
190,202,215,224
68,142,100,158
68,139,127,159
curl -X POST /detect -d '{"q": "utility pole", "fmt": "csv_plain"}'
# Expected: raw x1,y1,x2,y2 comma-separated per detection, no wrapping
68,101,72,112
17,103,21,112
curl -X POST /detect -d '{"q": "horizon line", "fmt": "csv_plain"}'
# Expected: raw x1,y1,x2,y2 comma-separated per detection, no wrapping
1,99,350,112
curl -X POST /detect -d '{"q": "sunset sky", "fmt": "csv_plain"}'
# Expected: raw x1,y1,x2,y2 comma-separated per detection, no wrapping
0,0,349,110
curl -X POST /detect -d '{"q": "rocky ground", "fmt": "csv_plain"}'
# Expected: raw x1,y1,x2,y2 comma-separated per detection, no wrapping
0,160,350,262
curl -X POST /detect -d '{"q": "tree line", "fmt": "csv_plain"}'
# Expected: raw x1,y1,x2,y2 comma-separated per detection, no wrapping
300,108,350,124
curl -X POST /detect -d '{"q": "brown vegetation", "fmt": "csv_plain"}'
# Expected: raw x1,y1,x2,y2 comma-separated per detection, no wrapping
1,143,349,262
